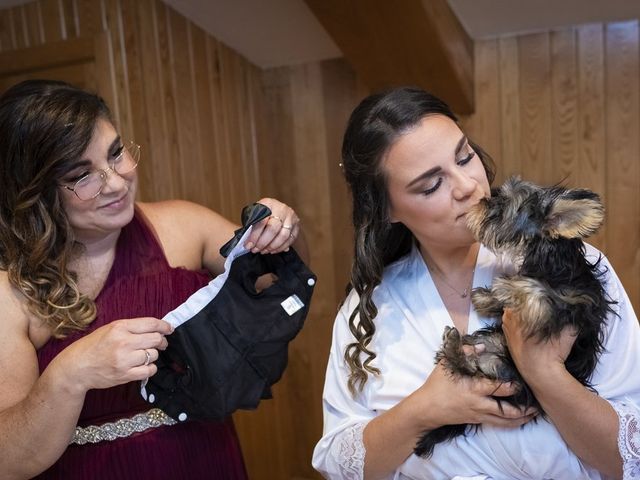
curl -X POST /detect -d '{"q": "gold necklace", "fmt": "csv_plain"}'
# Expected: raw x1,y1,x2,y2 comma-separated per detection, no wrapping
427,263,475,298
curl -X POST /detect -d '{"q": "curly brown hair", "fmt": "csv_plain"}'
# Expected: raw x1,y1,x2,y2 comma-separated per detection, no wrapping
341,87,496,394
0,79,112,337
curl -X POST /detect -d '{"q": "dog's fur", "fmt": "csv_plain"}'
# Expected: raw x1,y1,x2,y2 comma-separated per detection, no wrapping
414,176,615,458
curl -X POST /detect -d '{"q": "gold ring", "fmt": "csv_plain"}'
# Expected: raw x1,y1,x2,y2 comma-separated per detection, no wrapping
270,215,283,223
282,224,292,230
143,349,151,366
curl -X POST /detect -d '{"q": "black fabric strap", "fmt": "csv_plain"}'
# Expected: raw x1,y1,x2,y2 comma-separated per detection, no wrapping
219,202,271,258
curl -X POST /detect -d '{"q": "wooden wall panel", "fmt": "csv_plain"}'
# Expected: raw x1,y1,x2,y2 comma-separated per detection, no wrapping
102,0,131,139
519,33,553,183
577,24,607,249
0,9,15,50
220,46,249,212
234,59,359,480
497,35,521,181
24,1,43,45
550,29,579,182
155,0,181,199
130,0,168,200
61,0,79,39
460,39,500,170
286,67,335,477
321,58,359,300
188,23,215,208
166,5,198,202
605,21,640,309
40,0,64,42
252,65,305,477
204,35,230,212
76,0,102,37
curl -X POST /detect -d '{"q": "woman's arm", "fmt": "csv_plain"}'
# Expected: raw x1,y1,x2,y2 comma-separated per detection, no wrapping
139,198,308,278
501,247,640,478
362,363,534,479
0,291,83,478
502,309,622,478
0,274,172,478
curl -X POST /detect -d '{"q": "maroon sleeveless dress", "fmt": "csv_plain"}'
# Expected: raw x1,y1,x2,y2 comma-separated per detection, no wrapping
35,210,248,479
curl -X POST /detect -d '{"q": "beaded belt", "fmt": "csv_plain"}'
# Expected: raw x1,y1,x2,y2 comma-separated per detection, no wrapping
70,408,177,445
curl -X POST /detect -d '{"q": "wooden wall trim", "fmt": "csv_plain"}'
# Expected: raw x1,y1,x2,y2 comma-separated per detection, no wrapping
304,0,474,113
0,35,94,75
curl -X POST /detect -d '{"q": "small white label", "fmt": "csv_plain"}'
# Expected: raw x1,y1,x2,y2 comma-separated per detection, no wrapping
281,294,304,316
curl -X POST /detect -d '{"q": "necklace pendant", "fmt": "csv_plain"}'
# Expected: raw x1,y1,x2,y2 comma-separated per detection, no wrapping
461,289,468,298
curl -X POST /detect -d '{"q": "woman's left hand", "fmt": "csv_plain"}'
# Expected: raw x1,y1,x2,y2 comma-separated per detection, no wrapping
501,308,578,382
244,197,301,254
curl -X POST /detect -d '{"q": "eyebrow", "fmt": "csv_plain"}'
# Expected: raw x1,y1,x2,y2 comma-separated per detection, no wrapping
406,134,468,189
71,135,122,169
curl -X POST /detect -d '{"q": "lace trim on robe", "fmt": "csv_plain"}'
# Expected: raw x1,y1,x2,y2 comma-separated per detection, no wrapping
330,422,366,480
611,400,640,479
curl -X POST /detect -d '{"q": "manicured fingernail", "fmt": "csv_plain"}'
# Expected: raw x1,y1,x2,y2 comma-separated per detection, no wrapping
245,242,254,249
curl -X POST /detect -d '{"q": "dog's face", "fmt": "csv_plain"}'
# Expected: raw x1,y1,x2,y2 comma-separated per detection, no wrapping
466,176,604,256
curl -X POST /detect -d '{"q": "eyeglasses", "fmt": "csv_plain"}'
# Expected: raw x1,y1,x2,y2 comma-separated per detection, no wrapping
63,141,141,201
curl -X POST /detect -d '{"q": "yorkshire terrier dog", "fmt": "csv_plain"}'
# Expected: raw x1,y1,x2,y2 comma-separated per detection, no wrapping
414,176,615,458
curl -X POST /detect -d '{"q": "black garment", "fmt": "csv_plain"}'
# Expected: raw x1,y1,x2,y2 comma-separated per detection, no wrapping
144,204,316,421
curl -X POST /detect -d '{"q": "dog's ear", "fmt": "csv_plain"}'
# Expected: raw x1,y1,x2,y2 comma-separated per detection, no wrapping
545,189,604,239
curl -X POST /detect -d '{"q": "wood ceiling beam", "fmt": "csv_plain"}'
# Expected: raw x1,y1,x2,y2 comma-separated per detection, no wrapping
304,0,475,113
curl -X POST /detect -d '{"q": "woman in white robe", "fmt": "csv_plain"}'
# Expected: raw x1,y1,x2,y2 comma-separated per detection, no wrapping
311,87,640,480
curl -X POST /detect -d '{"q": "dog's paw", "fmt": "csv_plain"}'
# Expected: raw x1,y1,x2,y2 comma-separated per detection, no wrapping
436,327,481,376
471,287,504,318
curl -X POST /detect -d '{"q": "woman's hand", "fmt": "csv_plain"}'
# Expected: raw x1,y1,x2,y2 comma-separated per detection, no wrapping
51,317,173,395
414,361,537,430
244,197,301,254
501,308,577,382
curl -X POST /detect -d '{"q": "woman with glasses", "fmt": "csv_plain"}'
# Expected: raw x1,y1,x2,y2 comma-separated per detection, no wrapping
0,79,306,479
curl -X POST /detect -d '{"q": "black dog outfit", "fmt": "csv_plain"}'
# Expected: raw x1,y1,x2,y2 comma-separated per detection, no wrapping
142,204,316,421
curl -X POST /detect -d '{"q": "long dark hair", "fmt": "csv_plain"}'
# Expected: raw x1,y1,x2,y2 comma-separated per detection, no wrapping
0,79,112,337
341,87,495,394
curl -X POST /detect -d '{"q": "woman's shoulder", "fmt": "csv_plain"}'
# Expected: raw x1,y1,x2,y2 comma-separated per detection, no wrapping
137,200,228,236
0,270,44,411
338,250,421,316
0,270,42,346
137,199,217,224
0,271,27,319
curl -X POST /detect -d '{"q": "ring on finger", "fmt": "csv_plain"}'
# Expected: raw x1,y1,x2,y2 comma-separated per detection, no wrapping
143,349,151,366
282,224,292,230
